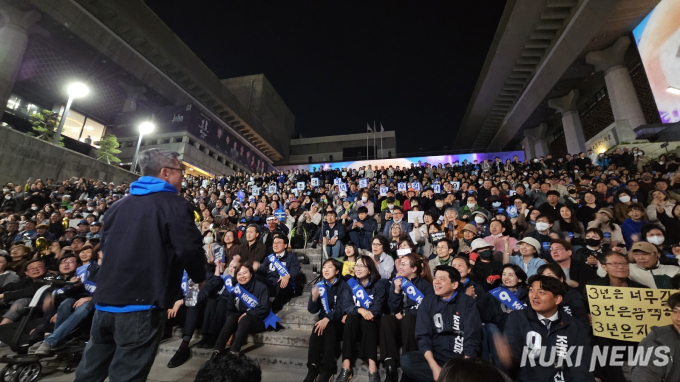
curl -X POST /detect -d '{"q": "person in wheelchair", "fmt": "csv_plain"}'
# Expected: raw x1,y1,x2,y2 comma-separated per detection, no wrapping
0,258,48,325
29,252,97,355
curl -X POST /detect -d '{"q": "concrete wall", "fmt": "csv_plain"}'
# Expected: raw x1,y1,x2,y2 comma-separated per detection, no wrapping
0,126,138,185
221,74,295,160
287,131,397,164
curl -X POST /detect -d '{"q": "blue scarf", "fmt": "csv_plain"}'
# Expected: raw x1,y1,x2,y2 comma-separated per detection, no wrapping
181,271,188,295
347,277,373,309
220,275,235,294
395,276,425,305
233,283,280,329
489,286,525,311
268,254,290,277
316,278,335,314
76,264,96,295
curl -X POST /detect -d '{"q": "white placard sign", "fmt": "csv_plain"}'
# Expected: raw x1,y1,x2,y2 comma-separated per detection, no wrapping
379,186,388,197
297,182,305,190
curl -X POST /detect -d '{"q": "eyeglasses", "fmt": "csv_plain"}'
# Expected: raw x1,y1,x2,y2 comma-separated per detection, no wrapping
61,259,77,265
604,262,628,268
26,267,44,272
354,264,367,269
371,243,382,247
550,247,565,252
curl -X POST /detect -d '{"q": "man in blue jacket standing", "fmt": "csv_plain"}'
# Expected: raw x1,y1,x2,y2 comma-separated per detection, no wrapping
75,148,206,382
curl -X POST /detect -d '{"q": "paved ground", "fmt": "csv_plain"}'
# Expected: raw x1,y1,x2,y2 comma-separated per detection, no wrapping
32,352,322,382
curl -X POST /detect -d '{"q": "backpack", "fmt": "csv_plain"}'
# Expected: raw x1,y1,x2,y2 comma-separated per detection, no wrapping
289,226,307,249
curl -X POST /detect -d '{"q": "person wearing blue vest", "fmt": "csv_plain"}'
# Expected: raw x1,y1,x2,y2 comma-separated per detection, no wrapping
257,233,300,312
304,258,352,382
380,254,434,382
212,262,273,355
336,255,388,382
75,149,206,382
400,265,482,382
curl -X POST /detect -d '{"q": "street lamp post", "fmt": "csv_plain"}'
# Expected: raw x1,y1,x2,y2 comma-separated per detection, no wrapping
53,82,89,145
132,121,155,173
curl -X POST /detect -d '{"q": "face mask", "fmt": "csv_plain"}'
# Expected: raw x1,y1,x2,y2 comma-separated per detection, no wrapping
204,236,214,244
467,203,476,209
533,159,538,163
2,189,8,193
87,207,95,211
523,183,529,188
387,204,394,210
435,201,444,208
585,238,601,247
474,216,485,224
492,201,501,208
535,222,550,231
478,249,493,259
362,197,368,202
658,161,664,165
31,206,38,211
4,195,10,200
618,195,630,203
647,236,664,246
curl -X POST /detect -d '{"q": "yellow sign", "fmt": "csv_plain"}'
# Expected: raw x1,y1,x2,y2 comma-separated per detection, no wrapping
586,286,674,342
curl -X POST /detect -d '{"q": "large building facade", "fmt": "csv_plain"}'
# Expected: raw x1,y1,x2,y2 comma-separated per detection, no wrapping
0,0,294,176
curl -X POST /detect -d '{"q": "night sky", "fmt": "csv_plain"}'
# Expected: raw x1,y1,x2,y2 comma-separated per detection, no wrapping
144,0,507,154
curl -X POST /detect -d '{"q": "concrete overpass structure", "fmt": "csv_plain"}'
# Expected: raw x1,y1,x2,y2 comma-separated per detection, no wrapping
455,0,662,158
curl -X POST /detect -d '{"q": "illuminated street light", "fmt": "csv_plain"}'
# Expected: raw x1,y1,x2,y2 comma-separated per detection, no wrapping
132,121,155,173
53,82,89,144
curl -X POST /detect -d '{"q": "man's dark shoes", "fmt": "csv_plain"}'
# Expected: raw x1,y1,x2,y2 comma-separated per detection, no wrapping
318,371,334,382
167,347,191,368
368,371,381,382
335,368,352,382
303,366,319,382
384,359,397,382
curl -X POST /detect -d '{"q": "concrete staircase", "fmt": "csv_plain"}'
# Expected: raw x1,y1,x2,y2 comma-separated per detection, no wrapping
156,247,390,381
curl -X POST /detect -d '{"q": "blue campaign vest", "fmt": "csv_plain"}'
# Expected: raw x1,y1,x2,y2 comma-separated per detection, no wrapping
397,277,425,306
347,277,373,309
232,283,280,329
76,264,96,295
489,286,525,311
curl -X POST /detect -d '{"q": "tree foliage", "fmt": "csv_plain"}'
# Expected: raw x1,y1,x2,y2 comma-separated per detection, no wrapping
29,109,64,146
95,134,122,164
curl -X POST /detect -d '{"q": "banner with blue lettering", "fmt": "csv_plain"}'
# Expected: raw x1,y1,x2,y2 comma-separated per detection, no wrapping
347,277,373,309
76,264,96,295
232,284,280,329
489,287,525,311
316,281,331,314
397,183,407,192
396,277,424,305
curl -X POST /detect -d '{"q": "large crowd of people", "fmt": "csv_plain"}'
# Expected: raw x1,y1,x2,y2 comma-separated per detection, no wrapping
1,147,680,382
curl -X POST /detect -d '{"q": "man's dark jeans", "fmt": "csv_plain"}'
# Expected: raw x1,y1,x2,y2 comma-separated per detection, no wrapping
74,308,166,382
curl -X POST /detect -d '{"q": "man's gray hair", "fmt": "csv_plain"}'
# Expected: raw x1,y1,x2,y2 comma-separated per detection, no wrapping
138,148,180,177
445,207,458,215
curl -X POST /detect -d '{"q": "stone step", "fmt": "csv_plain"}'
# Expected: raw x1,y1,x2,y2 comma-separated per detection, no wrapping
276,307,318,330
157,340,392,381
